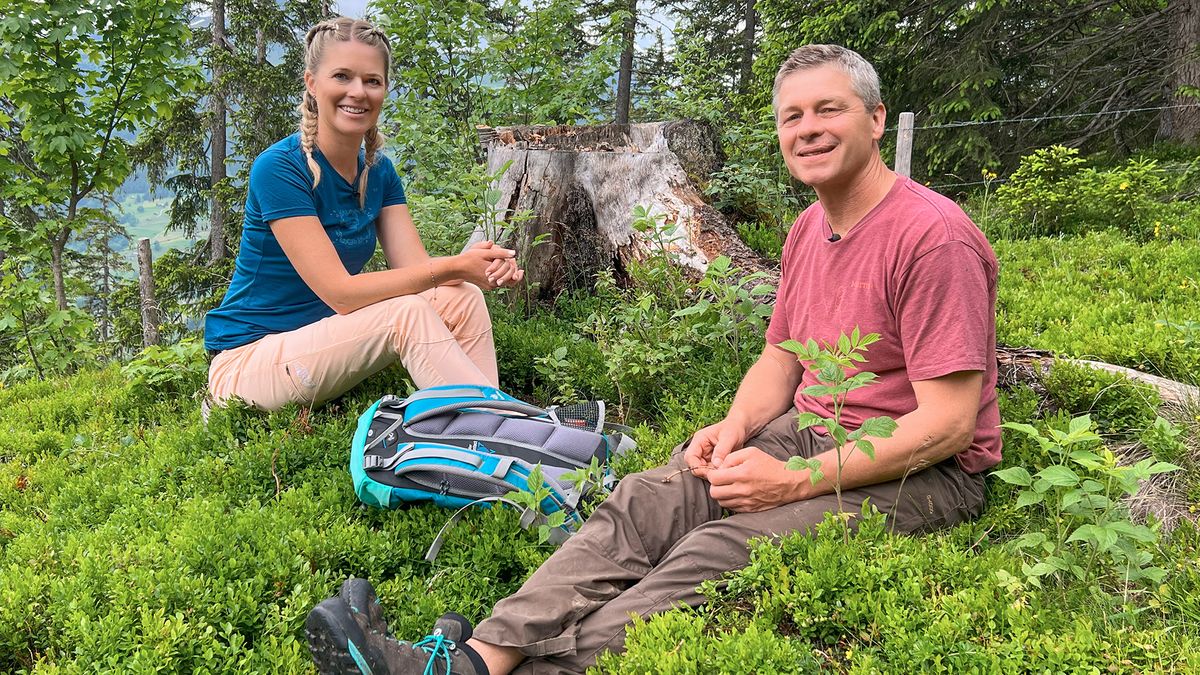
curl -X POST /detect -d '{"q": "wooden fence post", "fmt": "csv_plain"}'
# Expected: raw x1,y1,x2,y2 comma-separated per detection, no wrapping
895,111,915,177
138,237,160,348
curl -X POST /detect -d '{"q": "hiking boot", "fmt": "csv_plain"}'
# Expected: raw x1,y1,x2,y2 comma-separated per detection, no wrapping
306,595,392,674
338,578,392,640
305,597,488,675
410,612,487,675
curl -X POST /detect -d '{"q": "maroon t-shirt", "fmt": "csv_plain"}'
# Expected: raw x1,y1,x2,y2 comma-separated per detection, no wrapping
765,177,1001,473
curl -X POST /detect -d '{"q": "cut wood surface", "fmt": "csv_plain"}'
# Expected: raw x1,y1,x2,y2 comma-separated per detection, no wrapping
470,121,775,300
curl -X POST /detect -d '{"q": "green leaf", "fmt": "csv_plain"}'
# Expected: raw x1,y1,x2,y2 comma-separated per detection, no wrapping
802,384,835,398
999,422,1041,438
854,439,876,460
785,457,810,471
1037,465,1080,487
1146,461,1182,475
1026,562,1058,577
672,302,710,318
1139,567,1167,584
777,339,807,356
1068,450,1104,469
1015,490,1044,508
829,425,849,447
991,466,1032,486
1066,524,1098,545
1012,532,1047,549
1067,414,1093,435
794,412,824,430
1105,521,1156,543
844,371,878,390
1068,524,1117,550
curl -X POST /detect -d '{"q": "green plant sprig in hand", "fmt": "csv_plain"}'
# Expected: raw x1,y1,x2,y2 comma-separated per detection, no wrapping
778,328,898,538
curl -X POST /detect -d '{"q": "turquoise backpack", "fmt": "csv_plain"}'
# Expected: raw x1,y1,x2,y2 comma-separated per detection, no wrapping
349,384,634,558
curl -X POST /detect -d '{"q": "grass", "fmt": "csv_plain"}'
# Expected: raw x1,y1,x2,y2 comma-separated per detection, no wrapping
3,213,1199,671
995,231,1200,382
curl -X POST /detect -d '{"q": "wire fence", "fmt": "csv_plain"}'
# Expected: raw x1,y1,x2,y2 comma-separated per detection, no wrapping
884,103,1200,133
887,102,1200,191
923,164,1200,192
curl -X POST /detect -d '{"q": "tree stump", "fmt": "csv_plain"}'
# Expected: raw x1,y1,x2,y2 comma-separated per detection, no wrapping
470,121,776,301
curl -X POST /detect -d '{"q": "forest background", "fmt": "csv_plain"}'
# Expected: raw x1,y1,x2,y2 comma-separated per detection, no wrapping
2,0,1200,672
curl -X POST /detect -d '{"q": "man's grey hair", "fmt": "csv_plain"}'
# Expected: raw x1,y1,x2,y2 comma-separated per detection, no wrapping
772,45,882,112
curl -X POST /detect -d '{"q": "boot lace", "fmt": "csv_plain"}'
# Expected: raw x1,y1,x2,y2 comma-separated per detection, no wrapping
414,630,456,675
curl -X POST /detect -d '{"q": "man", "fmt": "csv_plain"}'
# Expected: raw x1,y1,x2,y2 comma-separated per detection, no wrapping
305,44,1001,675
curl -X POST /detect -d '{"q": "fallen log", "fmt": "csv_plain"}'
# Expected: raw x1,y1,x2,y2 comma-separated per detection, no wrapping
997,345,1199,406
997,345,1196,529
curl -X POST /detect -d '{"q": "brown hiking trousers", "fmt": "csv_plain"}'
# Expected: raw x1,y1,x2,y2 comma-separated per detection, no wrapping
472,409,988,674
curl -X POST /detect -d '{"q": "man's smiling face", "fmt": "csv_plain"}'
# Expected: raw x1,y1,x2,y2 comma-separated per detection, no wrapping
775,64,886,192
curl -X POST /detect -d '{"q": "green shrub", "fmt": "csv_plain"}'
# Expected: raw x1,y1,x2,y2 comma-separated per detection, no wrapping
996,231,1200,380
993,415,1177,589
1041,361,1160,436
598,614,818,674
734,221,785,260
1158,519,1200,629
492,311,611,405
1141,415,1190,464
605,513,1200,673
120,337,208,397
993,146,1173,239
0,367,554,672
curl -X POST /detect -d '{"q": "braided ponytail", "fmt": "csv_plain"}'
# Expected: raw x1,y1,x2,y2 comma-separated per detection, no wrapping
359,124,386,209
297,93,322,189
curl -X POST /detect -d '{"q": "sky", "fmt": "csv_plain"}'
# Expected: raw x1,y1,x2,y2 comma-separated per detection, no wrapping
333,0,371,19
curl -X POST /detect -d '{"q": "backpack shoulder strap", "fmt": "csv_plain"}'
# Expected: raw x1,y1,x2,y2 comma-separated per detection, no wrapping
399,384,551,423
423,496,571,562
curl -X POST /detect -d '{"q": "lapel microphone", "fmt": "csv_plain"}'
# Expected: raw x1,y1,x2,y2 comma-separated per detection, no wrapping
828,233,841,242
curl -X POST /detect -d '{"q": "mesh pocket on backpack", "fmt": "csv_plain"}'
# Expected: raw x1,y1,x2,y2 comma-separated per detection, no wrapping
553,402,603,431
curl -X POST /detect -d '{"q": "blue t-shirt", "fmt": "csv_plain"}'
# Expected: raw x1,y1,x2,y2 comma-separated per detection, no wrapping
204,134,407,351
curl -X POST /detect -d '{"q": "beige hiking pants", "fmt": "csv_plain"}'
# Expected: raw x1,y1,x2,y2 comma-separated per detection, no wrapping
207,283,497,411
473,408,987,674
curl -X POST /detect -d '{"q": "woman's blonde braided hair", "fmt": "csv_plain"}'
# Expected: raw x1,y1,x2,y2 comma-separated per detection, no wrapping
298,17,391,209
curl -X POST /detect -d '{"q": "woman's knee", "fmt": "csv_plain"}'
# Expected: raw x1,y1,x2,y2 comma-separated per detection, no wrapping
431,282,492,335
438,281,488,316
375,293,437,326
442,281,486,303
361,294,454,353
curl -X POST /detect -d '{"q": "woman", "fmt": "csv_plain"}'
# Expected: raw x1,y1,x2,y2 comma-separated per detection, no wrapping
204,17,522,411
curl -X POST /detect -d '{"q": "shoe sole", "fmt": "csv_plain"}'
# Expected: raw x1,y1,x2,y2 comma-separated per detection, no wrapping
339,578,389,637
305,597,377,675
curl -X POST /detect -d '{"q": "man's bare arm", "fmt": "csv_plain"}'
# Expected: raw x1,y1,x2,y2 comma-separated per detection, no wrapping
706,371,983,512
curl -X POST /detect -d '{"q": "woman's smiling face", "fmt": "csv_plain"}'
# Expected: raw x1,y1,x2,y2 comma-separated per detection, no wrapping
304,38,388,145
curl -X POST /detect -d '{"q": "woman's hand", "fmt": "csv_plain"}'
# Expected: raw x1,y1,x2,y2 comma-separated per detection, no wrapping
457,240,524,289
